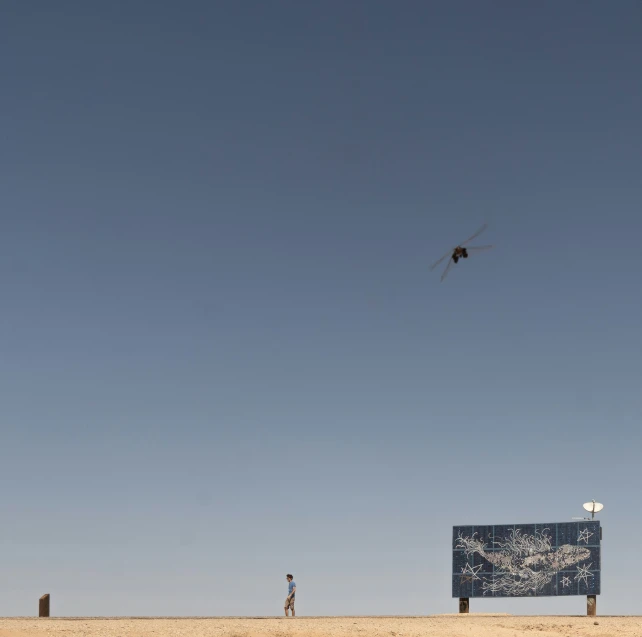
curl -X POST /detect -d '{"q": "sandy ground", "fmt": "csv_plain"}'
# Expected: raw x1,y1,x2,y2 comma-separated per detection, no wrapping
0,616,640,637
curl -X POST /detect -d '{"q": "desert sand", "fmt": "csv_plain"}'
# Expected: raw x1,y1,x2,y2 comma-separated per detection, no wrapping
0,615,640,637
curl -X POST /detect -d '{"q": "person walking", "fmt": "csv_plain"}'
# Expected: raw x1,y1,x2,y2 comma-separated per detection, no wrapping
284,574,296,616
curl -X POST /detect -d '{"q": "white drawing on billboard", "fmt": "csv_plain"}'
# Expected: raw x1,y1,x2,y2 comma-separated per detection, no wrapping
455,528,591,595
460,563,482,583
575,563,594,586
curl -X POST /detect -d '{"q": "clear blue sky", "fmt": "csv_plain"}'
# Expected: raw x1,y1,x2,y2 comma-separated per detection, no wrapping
1,0,641,617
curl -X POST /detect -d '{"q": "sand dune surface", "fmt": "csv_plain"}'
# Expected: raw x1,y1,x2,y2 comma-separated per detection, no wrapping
0,616,640,637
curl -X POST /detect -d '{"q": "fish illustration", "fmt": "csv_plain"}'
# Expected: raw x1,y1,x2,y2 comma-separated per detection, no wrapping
456,528,592,595
473,542,589,571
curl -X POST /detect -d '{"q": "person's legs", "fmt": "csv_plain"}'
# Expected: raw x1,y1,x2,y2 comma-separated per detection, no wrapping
284,599,289,617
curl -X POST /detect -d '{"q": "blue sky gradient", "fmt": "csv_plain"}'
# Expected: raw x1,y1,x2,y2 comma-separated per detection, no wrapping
1,0,641,616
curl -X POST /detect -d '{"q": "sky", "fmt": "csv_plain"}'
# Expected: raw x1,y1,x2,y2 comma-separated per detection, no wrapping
1,0,641,618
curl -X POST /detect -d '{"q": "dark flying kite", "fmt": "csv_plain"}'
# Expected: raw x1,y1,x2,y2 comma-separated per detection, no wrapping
430,224,493,282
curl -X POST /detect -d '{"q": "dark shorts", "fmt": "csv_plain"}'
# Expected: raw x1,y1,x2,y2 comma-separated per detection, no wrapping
285,596,295,610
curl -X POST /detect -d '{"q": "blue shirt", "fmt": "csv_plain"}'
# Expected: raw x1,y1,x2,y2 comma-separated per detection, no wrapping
288,581,296,596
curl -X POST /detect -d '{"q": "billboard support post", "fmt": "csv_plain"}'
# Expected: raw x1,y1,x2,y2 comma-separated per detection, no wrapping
587,595,596,616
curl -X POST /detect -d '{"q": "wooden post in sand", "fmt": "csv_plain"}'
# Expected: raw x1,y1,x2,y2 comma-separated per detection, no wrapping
587,595,596,616
459,597,469,613
39,594,50,617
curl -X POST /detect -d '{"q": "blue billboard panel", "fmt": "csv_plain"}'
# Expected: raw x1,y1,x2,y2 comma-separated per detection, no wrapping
452,521,600,597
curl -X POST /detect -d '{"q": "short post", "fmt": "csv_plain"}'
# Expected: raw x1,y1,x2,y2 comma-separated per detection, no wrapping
587,595,596,616
459,597,469,613
39,594,50,617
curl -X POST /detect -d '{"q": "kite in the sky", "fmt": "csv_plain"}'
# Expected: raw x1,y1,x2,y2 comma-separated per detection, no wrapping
430,223,493,282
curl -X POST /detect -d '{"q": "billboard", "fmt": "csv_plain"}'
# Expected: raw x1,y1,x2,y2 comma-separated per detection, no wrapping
452,521,600,597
